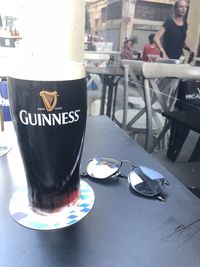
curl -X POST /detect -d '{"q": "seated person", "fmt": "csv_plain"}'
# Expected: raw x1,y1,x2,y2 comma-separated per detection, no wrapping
142,34,160,62
120,39,136,60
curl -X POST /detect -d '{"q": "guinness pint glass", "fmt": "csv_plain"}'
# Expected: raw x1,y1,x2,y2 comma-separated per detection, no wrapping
8,60,87,213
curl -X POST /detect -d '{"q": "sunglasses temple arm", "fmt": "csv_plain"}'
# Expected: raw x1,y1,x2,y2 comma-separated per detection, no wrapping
80,172,88,177
156,194,167,202
165,179,170,185
114,172,127,179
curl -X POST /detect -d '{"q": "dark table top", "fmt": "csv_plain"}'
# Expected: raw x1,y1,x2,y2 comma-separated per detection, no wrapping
163,110,200,134
1,116,200,267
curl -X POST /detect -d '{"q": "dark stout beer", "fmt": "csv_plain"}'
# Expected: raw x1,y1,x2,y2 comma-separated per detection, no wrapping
8,62,87,213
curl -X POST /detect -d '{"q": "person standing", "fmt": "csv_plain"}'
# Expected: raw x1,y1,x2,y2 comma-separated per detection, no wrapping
142,34,160,61
154,0,191,59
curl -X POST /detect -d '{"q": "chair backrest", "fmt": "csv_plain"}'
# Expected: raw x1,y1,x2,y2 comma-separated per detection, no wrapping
120,59,143,76
155,58,181,64
117,60,143,129
117,60,200,152
142,62,200,80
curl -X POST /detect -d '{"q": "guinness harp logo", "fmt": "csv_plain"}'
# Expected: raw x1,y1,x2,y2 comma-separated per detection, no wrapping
40,90,59,111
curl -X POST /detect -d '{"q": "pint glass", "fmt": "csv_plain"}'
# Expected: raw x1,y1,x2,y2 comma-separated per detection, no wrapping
8,61,87,214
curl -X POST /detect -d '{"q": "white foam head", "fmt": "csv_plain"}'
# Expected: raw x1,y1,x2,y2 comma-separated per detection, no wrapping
20,0,85,62
8,0,86,81
8,57,85,81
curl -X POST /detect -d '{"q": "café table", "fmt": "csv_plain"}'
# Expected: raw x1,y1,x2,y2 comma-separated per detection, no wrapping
163,110,200,134
162,110,200,162
194,57,200,65
86,65,123,118
1,116,200,267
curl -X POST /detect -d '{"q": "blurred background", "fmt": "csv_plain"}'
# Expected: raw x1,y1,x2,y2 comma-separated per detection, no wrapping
0,0,199,57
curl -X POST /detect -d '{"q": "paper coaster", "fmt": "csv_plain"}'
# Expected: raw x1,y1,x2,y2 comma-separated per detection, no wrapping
9,180,95,230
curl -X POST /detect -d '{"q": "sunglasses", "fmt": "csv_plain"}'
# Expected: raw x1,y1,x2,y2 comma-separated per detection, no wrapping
81,156,169,201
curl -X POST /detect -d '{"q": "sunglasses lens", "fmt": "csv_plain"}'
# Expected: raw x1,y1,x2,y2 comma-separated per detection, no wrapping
87,157,121,179
128,166,165,196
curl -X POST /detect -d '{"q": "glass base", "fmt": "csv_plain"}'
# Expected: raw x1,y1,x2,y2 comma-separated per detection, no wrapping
9,180,95,230
0,124,13,156
0,144,12,156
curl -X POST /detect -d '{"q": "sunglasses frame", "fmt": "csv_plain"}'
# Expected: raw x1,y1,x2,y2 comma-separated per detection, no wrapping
83,156,168,201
